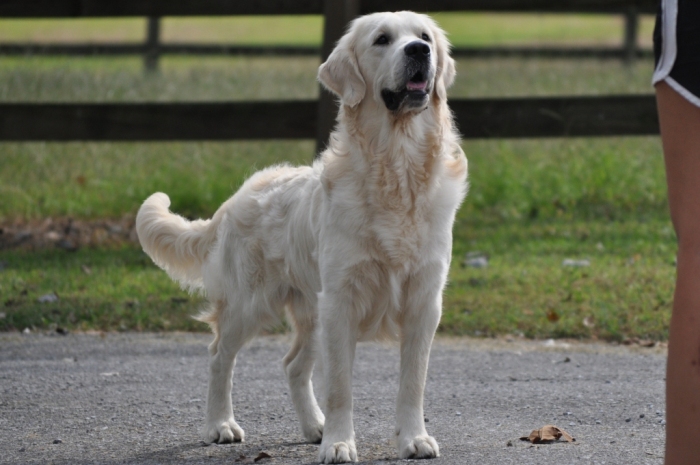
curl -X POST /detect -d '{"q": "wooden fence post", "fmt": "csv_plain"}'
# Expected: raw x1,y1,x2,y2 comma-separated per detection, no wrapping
623,7,638,64
144,17,161,73
315,0,360,157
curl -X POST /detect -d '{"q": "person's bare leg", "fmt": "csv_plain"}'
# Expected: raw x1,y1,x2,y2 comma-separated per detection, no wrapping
656,81,700,465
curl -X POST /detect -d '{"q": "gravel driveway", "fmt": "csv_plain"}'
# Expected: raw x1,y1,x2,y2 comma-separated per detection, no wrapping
0,332,666,464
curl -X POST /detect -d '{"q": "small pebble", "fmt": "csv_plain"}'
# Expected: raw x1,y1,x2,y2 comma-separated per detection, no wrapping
464,257,488,268
456,412,462,416
640,414,645,418
53,439,62,444
595,420,602,425
37,293,59,303
562,258,590,267
625,418,632,423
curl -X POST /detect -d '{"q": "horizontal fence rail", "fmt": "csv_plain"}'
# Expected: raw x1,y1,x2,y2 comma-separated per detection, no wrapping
0,43,655,60
0,43,321,57
0,0,658,17
453,95,658,138
363,0,657,14
0,96,658,141
450,46,653,59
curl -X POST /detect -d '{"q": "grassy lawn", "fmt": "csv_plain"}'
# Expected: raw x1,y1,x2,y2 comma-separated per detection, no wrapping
1,247,205,332
0,14,674,340
0,137,674,340
0,214,674,341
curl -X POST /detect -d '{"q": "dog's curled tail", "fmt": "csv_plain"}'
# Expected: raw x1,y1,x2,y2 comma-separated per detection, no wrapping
136,192,220,291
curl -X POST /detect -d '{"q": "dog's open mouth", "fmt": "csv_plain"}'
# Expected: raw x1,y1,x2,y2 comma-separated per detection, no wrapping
406,72,427,93
381,72,429,111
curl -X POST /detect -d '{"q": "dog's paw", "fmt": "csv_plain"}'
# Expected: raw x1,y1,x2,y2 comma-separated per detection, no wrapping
318,440,357,463
301,412,324,444
203,418,245,444
398,434,439,459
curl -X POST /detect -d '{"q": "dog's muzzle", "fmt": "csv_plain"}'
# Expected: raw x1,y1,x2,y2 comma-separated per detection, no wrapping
381,40,432,112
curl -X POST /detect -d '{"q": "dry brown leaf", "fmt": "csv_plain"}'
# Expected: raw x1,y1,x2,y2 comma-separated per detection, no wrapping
520,425,575,444
254,451,272,462
546,310,560,323
622,337,658,348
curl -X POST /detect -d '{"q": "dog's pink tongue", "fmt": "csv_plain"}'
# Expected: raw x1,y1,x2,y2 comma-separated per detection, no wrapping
406,81,427,91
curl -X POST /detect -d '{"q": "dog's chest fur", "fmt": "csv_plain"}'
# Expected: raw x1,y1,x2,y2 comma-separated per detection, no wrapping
322,127,450,272
367,143,439,267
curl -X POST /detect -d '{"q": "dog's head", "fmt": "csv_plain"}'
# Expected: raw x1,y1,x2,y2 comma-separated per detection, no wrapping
318,11,456,113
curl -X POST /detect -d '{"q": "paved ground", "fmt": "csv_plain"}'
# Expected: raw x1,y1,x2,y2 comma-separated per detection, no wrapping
0,332,667,464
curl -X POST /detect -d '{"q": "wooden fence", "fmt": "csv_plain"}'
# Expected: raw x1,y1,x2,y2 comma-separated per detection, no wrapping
0,0,661,150
0,96,658,140
0,10,652,69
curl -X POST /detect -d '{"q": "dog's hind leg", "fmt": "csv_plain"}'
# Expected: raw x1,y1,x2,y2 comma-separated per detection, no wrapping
283,292,325,443
202,300,256,444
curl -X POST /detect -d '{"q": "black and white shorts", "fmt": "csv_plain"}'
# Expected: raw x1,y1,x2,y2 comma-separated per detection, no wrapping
653,0,700,107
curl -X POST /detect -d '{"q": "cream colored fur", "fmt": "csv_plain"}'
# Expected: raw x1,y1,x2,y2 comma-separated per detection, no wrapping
136,11,468,464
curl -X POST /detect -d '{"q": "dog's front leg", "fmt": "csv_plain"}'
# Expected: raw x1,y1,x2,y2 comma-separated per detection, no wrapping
317,290,358,464
395,284,442,459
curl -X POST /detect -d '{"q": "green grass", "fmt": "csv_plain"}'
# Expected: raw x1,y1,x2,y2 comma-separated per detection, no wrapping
444,218,675,341
433,13,655,47
0,247,205,332
0,141,315,220
0,55,654,103
461,137,667,221
0,137,675,340
0,14,674,339
0,137,666,222
0,56,320,102
0,217,675,340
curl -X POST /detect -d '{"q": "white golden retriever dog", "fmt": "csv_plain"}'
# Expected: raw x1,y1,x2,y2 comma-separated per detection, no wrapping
136,11,468,463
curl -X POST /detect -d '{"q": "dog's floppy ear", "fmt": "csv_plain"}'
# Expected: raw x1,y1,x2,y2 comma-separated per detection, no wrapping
431,22,456,102
318,33,366,108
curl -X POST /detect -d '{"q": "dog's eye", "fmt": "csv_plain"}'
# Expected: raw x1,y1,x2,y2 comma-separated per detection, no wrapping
421,33,431,42
374,34,390,46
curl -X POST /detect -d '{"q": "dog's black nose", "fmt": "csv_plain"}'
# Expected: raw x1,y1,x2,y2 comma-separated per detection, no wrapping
404,41,430,60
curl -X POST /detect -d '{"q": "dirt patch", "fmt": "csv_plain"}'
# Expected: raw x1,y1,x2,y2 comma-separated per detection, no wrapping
0,216,139,251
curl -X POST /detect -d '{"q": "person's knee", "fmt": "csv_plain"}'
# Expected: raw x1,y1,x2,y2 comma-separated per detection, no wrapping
675,232,700,269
